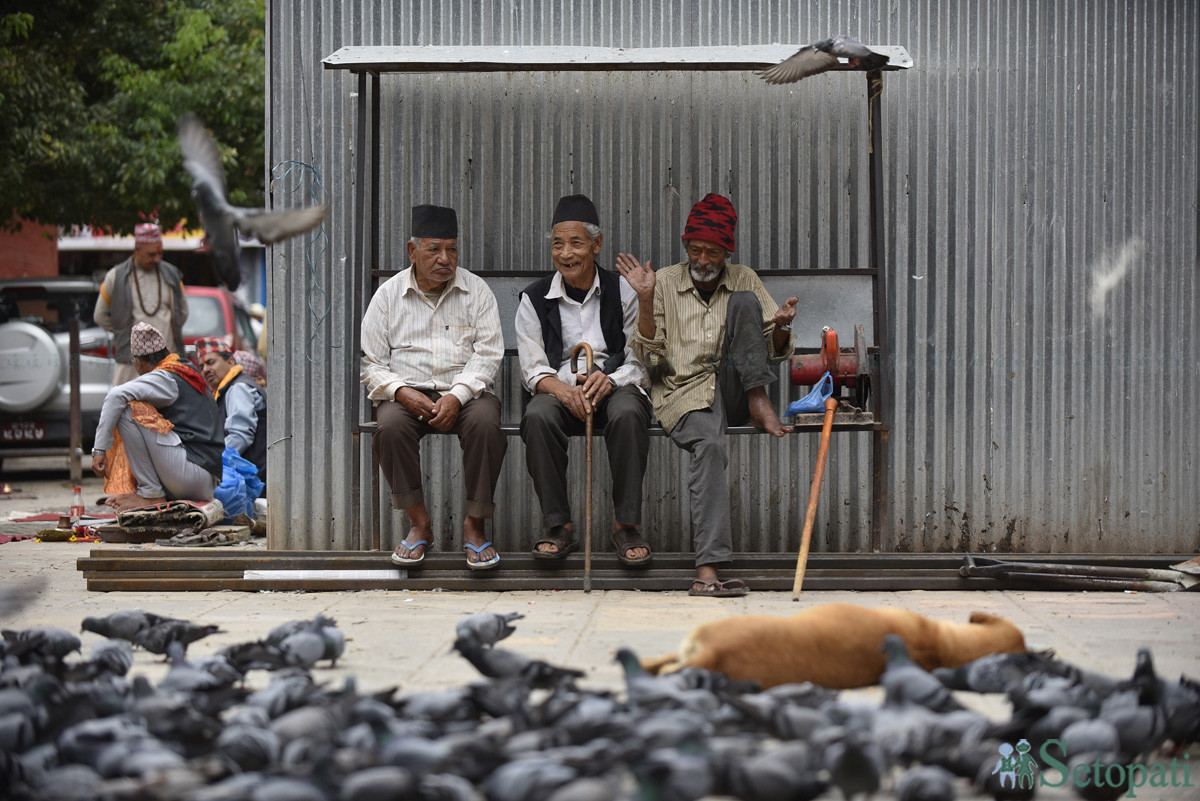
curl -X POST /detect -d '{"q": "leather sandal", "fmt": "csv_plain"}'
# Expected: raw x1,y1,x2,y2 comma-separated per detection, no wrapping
531,525,579,560
688,578,749,598
611,527,652,567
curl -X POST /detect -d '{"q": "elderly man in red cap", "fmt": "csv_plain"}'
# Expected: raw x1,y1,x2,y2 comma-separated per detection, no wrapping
360,204,507,570
195,336,267,482
617,193,798,598
94,222,190,385
92,323,224,512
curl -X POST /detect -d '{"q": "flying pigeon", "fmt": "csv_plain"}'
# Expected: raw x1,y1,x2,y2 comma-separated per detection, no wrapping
760,35,891,85
178,114,327,290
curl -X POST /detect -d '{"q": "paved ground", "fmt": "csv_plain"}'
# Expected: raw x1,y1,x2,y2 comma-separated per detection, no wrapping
2,456,1198,799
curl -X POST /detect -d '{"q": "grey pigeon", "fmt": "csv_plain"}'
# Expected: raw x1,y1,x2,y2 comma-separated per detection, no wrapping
896,765,958,801
179,114,327,290
614,647,720,713
1061,717,1121,754
760,35,890,85
726,741,827,801
1,626,81,662
484,757,579,801
129,616,223,656
455,611,525,649
822,727,886,801
932,650,1057,693
880,634,966,713
266,614,345,665
81,608,168,642
0,577,45,618
455,638,585,689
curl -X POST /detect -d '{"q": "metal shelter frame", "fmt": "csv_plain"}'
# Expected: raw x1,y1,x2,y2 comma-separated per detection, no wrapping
321,44,912,553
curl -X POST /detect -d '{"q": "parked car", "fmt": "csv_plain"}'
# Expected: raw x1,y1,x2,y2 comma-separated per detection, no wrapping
182,285,260,362
0,278,113,456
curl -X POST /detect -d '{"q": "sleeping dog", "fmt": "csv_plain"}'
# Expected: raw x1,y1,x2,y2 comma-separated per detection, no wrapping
640,603,1027,689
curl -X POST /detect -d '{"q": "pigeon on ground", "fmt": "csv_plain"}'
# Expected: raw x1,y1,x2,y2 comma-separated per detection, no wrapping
760,35,891,85
895,764,958,801
455,612,525,650
179,114,327,290
880,634,966,714
455,638,585,690
1,626,81,664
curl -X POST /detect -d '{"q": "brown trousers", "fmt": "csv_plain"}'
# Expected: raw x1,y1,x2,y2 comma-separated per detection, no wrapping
373,391,507,518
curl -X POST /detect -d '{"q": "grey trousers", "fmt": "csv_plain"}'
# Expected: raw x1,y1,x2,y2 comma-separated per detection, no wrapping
374,391,507,518
668,291,777,567
116,406,220,501
521,384,652,529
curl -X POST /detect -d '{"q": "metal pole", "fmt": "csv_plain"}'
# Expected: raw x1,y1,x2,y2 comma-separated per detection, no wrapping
351,69,369,549
866,69,890,553
369,72,382,553
68,299,82,484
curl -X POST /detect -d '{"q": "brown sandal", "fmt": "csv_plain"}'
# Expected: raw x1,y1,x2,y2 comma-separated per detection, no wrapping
688,578,749,598
611,527,652,567
532,525,579,560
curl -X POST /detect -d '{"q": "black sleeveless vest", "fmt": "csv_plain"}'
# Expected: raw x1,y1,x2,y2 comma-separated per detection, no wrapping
520,266,627,375
217,373,267,481
159,372,224,478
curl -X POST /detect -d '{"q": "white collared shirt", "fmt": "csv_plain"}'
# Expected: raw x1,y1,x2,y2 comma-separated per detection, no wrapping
359,265,503,406
515,269,649,394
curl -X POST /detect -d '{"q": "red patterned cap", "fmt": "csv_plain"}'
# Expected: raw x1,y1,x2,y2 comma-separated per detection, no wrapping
682,193,737,253
134,222,162,244
194,337,232,361
130,322,167,357
233,350,267,383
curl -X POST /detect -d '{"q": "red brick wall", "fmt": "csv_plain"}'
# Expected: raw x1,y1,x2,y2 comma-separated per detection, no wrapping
0,220,58,278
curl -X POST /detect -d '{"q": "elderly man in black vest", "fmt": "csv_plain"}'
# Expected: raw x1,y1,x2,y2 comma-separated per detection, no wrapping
516,194,653,565
91,322,224,512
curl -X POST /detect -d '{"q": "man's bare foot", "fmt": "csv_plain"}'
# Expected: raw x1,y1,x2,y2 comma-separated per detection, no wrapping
536,522,573,555
105,493,166,512
463,515,497,564
747,387,792,437
394,525,431,561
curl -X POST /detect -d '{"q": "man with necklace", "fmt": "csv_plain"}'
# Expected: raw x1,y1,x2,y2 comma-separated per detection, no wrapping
94,222,190,385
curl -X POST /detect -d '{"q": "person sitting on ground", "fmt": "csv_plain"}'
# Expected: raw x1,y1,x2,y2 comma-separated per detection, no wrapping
91,322,224,512
516,194,653,565
360,204,507,570
616,193,798,598
195,337,267,483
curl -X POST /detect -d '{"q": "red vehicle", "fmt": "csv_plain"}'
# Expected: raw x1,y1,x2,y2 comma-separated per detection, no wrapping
182,285,260,362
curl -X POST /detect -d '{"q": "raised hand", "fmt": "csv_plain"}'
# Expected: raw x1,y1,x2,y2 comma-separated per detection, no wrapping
774,296,799,329
616,253,655,298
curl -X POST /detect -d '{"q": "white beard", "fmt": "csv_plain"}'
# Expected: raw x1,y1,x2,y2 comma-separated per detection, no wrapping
689,262,721,284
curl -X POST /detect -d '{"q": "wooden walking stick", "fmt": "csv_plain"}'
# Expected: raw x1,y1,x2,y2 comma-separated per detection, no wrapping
570,343,595,593
793,396,838,599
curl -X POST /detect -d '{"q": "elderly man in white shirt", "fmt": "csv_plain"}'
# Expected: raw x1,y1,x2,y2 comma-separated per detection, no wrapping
360,205,507,570
516,194,653,566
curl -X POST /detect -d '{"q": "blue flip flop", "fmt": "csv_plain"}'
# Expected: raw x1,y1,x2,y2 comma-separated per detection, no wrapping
463,541,500,571
390,539,428,565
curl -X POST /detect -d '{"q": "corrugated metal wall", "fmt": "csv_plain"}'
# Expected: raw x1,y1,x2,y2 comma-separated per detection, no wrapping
265,1,1199,554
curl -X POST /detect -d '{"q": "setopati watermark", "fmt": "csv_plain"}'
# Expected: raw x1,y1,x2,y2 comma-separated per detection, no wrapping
990,739,1193,799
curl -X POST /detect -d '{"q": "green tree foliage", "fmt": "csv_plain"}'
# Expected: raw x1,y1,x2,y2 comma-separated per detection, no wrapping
0,0,264,233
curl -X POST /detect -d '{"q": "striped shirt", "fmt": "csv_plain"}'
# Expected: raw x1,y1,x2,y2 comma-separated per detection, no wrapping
515,269,650,394
359,265,503,407
630,261,793,432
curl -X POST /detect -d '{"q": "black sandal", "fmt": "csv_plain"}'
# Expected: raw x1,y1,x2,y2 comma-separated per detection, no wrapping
531,525,579,560
611,527,652,567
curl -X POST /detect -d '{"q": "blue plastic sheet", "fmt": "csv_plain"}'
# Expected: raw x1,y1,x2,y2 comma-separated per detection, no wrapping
213,446,264,521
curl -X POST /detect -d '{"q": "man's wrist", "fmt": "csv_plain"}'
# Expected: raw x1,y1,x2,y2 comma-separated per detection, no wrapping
777,323,791,332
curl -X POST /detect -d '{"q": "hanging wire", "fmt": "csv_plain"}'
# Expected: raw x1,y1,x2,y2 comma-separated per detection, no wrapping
271,159,331,364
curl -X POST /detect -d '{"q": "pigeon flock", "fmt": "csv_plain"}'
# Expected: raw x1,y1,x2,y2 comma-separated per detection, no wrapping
1,609,1197,801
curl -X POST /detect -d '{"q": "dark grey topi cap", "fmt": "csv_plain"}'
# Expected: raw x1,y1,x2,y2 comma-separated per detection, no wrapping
551,194,600,227
411,204,458,239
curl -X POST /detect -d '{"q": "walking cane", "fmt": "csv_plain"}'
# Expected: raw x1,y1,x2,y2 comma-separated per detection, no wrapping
570,343,595,593
793,396,837,599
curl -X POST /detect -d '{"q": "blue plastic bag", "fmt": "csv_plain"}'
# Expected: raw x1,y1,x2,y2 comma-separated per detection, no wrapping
213,446,264,521
786,371,834,416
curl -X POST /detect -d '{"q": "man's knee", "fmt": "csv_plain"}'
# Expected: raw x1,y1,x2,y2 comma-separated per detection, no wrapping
728,291,762,316
521,394,563,437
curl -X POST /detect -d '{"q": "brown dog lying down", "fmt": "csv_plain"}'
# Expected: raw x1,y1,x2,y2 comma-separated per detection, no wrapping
640,603,1027,689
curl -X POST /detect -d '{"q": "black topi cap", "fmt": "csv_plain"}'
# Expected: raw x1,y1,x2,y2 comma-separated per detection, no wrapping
411,204,458,239
551,194,600,227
